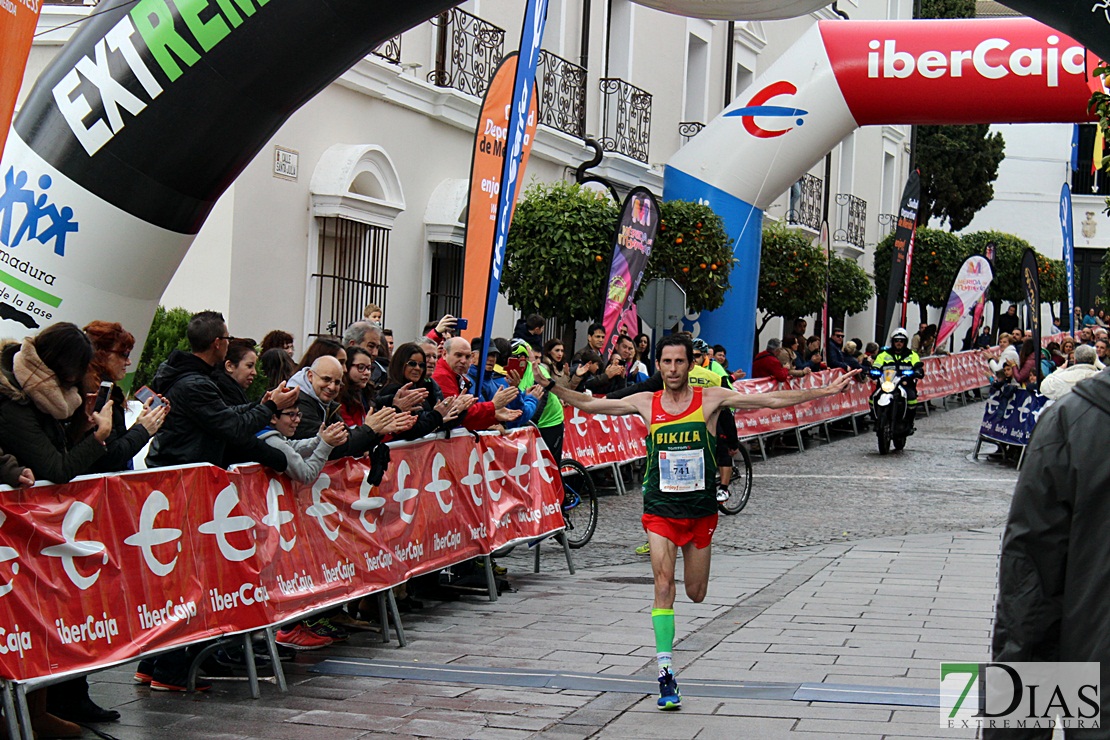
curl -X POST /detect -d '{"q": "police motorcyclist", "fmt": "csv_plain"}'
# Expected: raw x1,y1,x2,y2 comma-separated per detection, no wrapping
871,328,925,428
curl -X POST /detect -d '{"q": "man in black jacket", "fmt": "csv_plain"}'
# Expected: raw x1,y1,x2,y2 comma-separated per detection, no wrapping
990,371,1110,737
146,311,299,468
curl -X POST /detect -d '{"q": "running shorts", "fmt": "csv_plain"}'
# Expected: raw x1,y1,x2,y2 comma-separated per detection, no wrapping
641,512,718,549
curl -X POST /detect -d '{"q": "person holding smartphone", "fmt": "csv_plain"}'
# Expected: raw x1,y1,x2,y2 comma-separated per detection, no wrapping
82,322,169,474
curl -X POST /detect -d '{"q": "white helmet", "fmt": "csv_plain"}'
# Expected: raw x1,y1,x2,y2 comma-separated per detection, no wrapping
891,328,909,342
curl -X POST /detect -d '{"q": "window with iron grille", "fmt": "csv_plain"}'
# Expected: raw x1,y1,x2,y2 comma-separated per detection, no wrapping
428,242,464,324
311,216,389,339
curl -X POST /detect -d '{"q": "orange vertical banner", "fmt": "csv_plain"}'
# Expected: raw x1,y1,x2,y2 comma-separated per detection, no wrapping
459,53,538,339
0,0,41,159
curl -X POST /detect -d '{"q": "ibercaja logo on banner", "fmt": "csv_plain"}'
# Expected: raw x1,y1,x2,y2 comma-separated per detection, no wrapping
940,662,1100,731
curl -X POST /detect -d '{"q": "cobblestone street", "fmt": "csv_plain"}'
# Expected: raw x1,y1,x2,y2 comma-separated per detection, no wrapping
535,400,1016,571
88,399,1023,739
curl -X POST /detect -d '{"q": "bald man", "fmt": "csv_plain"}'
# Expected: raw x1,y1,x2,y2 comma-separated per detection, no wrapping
287,355,415,458
432,337,522,430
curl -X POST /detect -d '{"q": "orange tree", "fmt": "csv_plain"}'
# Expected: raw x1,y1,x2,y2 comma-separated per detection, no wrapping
828,254,873,322
873,226,964,324
756,222,825,340
959,230,1030,324
502,181,619,324
638,199,733,313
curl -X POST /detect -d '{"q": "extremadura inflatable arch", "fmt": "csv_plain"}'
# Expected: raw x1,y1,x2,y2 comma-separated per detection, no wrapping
0,0,1100,370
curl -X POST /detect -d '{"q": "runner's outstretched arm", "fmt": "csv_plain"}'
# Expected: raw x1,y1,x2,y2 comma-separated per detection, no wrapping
530,361,647,417
709,369,860,410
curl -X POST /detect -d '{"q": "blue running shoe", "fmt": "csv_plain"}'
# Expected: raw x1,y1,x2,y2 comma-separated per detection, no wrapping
657,668,681,710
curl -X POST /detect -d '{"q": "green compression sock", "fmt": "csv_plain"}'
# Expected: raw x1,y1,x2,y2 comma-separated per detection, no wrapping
652,608,675,674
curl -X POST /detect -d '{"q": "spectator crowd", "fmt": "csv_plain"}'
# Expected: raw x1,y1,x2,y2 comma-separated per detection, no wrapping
0,297,1089,734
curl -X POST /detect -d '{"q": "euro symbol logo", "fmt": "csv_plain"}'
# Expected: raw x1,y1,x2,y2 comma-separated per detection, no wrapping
260,479,296,552
0,512,20,597
306,474,341,541
198,483,256,562
352,475,386,534
41,501,107,590
461,448,484,506
425,453,453,514
123,490,182,577
724,80,808,139
393,461,420,524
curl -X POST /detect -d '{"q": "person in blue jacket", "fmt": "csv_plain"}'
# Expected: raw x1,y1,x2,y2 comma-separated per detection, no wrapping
467,338,540,427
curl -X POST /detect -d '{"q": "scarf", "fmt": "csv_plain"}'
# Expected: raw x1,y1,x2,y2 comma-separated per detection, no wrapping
12,339,83,420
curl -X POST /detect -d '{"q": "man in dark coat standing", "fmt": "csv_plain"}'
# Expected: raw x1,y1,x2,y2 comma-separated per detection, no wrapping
989,370,1110,737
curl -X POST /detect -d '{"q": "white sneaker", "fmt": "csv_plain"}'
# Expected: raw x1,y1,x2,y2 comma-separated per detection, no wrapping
716,486,730,503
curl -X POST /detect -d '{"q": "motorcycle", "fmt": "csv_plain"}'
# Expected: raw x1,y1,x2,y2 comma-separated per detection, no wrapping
869,364,917,455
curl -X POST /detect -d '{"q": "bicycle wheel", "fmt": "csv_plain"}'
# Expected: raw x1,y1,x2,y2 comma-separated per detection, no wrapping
717,444,753,515
559,458,598,549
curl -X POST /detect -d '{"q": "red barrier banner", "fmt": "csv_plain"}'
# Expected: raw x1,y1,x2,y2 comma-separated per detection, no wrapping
561,405,647,468
0,428,562,682
562,353,993,468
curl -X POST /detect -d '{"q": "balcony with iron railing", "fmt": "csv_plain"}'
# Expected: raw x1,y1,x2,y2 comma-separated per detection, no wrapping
428,6,506,99
786,174,823,232
425,8,587,141
878,212,898,236
834,193,867,251
536,50,588,139
371,36,402,65
679,122,705,144
599,78,652,163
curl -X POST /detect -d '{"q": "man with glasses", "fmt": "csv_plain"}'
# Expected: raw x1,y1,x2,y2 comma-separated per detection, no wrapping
147,311,300,468
344,320,387,386
287,355,416,458
826,327,861,371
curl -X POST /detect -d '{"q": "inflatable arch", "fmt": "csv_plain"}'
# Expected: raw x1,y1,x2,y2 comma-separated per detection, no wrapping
664,18,1098,372
0,0,1097,369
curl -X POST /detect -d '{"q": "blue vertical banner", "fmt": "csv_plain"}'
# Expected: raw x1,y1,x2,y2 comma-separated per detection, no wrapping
1060,182,1076,337
478,0,549,388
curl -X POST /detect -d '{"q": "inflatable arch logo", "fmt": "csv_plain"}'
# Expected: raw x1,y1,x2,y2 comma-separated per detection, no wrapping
0,1,1100,371
724,81,809,139
665,18,1098,373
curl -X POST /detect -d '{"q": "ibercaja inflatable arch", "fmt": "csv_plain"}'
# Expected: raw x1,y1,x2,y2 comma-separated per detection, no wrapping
0,0,1099,370
665,17,1098,371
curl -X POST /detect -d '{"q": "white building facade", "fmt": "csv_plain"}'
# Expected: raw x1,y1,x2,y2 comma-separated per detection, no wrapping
20,0,913,356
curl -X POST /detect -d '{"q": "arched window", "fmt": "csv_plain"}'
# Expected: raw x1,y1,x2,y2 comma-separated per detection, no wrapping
308,145,405,336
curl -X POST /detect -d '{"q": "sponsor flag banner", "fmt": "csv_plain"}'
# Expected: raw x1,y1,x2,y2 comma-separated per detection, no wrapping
1021,248,1041,358
0,0,40,160
818,220,830,343
0,429,562,682
1060,183,1076,336
979,387,1047,447
881,171,921,341
936,255,994,348
460,52,539,343
599,187,660,361
970,242,996,341
477,0,549,388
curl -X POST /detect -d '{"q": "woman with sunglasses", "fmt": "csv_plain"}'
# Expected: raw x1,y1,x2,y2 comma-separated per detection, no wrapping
376,342,467,440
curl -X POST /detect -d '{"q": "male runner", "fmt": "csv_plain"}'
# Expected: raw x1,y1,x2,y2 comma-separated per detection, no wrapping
533,334,857,710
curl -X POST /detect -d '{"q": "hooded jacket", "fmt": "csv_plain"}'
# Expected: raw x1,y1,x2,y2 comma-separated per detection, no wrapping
990,371,1110,737
286,368,380,458
256,428,334,483
1037,362,1100,401
146,350,278,468
0,342,105,483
